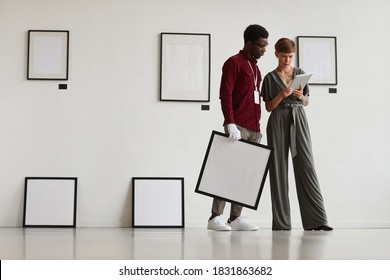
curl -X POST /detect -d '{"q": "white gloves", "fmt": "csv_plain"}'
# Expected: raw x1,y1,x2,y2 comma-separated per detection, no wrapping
227,124,241,141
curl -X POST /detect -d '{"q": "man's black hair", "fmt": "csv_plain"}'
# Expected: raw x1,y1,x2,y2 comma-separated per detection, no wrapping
243,24,269,43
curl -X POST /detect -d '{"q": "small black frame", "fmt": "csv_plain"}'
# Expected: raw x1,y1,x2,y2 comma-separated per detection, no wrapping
132,177,185,228
23,177,77,228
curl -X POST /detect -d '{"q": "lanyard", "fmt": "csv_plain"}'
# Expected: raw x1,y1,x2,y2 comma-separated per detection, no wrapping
248,61,260,105
247,61,258,91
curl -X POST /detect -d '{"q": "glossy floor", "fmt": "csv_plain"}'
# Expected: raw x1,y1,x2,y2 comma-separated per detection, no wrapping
0,228,389,260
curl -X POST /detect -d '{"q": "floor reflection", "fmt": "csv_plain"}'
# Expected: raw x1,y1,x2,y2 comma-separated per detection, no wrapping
297,231,329,259
271,231,291,259
0,228,388,260
23,228,76,260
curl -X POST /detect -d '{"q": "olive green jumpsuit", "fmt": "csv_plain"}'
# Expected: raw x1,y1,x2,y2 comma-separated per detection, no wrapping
261,68,329,230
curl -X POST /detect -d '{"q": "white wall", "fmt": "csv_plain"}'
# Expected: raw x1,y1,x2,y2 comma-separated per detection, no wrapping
1,0,389,228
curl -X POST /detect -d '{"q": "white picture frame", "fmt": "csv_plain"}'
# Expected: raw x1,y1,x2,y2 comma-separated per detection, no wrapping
132,177,184,228
27,30,69,80
160,33,210,102
297,36,337,85
195,131,273,210
23,177,77,227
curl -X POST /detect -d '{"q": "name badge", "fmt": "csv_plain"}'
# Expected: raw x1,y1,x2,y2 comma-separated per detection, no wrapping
254,90,260,104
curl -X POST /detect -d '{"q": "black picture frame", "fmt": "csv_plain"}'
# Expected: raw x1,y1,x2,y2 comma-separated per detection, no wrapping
27,30,69,80
297,36,337,85
23,177,77,228
160,32,211,102
195,131,273,210
132,177,185,228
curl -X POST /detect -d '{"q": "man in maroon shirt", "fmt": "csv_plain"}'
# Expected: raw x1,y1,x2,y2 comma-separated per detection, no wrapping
207,24,269,231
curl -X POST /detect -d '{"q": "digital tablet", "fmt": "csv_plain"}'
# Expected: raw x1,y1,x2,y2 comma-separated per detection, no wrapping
289,73,312,89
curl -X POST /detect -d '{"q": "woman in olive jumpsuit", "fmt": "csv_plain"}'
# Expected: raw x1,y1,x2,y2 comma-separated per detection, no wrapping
261,38,332,231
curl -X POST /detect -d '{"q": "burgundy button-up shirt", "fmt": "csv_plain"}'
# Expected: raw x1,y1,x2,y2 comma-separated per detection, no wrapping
219,50,261,132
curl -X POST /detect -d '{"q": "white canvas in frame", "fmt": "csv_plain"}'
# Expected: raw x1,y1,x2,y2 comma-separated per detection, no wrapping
297,36,337,85
132,178,184,228
160,33,210,102
23,177,77,227
195,131,272,210
27,30,69,80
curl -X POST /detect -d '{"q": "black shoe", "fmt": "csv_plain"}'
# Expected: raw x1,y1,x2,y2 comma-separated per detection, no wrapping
305,225,333,231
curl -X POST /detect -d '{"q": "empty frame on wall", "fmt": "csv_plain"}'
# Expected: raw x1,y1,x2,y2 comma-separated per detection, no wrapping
195,131,273,210
297,36,337,85
160,33,210,102
132,177,184,228
27,30,69,80
23,177,77,227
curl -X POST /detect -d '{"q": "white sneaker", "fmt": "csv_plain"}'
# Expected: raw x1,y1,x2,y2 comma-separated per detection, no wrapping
207,216,232,231
228,217,259,231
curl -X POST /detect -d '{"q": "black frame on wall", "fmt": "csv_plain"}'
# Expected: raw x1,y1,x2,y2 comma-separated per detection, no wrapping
160,32,211,102
297,36,337,85
27,30,69,80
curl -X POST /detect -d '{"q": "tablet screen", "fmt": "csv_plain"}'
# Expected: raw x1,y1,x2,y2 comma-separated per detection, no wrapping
290,73,312,89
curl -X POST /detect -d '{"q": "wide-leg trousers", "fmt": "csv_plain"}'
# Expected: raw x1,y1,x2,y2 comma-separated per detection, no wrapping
267,105,328,230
